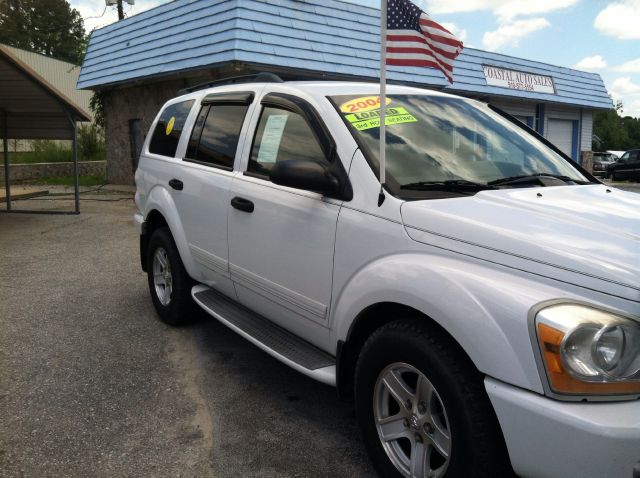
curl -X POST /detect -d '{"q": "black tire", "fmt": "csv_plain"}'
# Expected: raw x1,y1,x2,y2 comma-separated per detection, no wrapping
354,320,514,478
146,227,196,326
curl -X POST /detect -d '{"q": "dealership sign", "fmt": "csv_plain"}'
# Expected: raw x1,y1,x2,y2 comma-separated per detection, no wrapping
483,65,555,94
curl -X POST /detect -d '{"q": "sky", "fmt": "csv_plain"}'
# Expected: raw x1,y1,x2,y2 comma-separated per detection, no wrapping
71,0,640,118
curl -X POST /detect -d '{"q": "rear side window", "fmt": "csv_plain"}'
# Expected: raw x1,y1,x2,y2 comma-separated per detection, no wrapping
248,107,327,178
149,100,194,157
185,104,249,170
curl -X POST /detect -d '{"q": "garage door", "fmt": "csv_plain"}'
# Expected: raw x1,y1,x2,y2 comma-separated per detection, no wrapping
547,119,573,158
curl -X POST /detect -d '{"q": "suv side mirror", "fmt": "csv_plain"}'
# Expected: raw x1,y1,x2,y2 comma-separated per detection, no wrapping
270,159,343,198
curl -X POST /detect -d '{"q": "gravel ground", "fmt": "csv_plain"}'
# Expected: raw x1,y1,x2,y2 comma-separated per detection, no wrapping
0,192,375,478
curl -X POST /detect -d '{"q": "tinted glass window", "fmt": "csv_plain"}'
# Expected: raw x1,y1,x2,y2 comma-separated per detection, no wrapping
248,107,326,177
185,106,209,159
189,104,248,169
149,100,194,157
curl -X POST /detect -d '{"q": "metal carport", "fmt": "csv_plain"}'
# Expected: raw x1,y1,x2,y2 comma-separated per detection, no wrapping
0,45,91,214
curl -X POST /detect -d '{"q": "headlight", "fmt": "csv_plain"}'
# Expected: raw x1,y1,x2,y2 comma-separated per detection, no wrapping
535,303,640,396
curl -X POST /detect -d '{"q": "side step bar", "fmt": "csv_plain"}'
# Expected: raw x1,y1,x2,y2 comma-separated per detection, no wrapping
192,285,336,386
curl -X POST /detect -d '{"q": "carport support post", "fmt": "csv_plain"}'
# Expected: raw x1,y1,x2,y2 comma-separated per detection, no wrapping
67,112,80,214
72,120,79,214
2,110,10,211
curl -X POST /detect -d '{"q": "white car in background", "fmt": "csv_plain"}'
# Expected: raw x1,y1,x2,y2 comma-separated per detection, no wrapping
608,150,627,158
133,75,640,478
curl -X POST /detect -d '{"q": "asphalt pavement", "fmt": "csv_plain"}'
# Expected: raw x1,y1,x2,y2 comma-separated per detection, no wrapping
606,180,640,193
1,181,638,477
0,192,375,478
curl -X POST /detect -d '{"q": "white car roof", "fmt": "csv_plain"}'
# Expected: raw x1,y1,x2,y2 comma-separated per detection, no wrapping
269,81,460,98
172,80,467,105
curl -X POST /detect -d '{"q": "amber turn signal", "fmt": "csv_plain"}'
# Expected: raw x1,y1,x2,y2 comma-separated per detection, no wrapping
537,322,640,395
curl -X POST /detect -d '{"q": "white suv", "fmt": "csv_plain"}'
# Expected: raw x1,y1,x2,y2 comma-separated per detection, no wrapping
134,75,640,478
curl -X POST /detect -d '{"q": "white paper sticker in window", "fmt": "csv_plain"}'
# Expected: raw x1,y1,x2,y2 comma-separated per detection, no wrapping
257,114,289,164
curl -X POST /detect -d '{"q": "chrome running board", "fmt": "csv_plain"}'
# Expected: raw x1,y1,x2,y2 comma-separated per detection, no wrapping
192,285,336,386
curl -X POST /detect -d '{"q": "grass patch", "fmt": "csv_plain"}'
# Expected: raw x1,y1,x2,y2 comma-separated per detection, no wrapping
21,175,107,187
9,144,72,164
6,126,107,164
8,151,106,164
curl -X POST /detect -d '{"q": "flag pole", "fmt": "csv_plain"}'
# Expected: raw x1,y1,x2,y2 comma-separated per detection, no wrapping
378,0,387,207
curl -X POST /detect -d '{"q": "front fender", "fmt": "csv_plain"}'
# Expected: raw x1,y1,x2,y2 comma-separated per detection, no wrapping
330,252,566,394
144,185,199,280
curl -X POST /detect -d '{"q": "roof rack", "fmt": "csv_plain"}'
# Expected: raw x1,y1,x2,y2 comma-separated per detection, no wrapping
178,72,284,95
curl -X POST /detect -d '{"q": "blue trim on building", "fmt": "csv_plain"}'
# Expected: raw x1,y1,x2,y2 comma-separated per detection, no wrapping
536,104,545,135
77,0,613,110
571,120,580,161
526,117,534,128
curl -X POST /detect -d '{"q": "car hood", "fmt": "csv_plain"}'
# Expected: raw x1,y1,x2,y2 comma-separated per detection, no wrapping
401,184,640,303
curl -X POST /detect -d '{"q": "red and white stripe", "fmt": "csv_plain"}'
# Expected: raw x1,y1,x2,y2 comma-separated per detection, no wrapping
386,14,463,83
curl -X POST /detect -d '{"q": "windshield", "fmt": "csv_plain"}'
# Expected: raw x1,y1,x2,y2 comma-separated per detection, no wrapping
330,94,591,198
594,154,615,162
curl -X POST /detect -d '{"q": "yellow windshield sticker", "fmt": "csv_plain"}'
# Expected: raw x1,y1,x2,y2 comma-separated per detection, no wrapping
166,116,175,136
344,107,418,131
340,96,391,114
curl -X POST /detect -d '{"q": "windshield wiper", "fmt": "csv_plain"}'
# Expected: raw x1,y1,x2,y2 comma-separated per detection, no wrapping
487,173,589,186
400,179,496,191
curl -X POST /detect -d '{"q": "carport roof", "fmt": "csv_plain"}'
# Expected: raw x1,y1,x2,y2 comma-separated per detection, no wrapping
0,45,90,139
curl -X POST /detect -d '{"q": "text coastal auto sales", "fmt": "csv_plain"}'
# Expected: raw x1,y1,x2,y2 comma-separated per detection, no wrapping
483,66,555,94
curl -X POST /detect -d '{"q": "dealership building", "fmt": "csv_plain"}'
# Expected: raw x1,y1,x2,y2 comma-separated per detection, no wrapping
78,0,613,184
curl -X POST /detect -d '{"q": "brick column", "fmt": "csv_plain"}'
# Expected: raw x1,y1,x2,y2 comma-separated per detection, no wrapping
581,150,594,173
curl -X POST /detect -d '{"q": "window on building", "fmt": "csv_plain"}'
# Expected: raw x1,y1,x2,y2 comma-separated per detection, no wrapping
129,119,143,171
248,107,327,178
149,100,194,157
185,104,249,169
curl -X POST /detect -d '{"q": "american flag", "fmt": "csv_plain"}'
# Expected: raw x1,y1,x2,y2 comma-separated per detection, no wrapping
386,0,463,83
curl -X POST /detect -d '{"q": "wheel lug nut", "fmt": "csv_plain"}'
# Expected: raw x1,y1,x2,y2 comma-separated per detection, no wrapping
424,423,434,435
402,418,409,428
415,434,423,443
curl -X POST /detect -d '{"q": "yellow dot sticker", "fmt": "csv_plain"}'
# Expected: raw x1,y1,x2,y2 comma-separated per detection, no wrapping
340,96,391,114
165,116,175,136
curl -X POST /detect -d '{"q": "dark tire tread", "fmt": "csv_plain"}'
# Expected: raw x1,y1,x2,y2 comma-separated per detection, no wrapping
146,227,197,326
355,319,515,478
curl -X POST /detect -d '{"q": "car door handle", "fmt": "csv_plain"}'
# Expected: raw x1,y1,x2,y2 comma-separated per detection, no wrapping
169,178,183,191
230,196,254,213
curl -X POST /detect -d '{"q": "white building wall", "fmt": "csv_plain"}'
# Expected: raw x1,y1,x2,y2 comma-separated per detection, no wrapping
490,99,536,120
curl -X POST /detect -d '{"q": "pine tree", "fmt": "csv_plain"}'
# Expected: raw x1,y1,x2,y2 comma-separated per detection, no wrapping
0,0,87,65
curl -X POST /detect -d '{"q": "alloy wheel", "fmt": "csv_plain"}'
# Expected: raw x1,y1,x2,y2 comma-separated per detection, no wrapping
373,362,452,478
152,247,173,306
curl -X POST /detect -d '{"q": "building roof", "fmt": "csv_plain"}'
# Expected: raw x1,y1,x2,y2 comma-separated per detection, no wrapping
78,0,613,110
3,45,93,120
0,45,91,140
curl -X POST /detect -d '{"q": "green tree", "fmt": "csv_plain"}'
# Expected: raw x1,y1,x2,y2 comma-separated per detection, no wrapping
593,101,629,151
621,115,640,149
0,0,86,64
